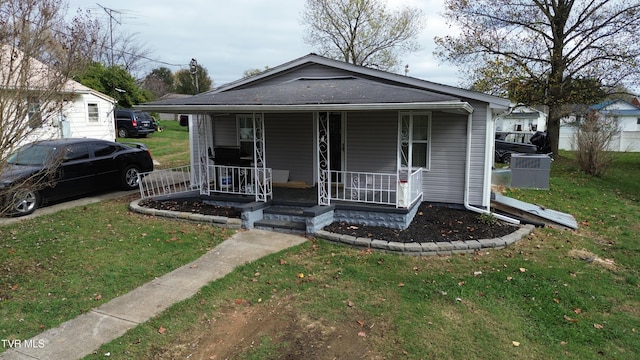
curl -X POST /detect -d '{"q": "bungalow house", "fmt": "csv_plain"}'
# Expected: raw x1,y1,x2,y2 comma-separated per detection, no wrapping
137,54,515,232
1,45,116,150
559,99,640,152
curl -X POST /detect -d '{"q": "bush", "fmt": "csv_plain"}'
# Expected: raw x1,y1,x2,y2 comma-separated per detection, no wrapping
573,110,618,177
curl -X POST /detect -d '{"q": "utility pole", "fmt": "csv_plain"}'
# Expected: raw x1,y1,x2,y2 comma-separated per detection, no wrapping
190,58,199,94
97,4,122,94
97,3,122,138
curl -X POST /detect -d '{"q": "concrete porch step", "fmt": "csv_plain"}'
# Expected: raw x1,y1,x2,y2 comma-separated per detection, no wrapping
263,205,307,223
254,219,306,234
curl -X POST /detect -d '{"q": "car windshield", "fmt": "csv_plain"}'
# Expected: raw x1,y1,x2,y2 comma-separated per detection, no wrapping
7,144,57,166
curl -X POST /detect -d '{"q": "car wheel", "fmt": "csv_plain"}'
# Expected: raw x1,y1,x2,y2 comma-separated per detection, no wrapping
11,189,39,216
121,165,141,190
503,153,512,165
118,127,129,138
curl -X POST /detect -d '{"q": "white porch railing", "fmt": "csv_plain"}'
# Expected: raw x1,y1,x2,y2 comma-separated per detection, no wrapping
138,165,272,201
138,165,194,199
328,168,423,208
208,165,272,197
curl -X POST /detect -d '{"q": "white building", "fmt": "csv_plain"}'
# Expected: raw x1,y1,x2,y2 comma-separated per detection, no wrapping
559,99,640,151
1,45,116,150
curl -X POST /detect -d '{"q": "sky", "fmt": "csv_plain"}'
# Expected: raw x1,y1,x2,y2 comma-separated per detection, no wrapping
65,0,462,88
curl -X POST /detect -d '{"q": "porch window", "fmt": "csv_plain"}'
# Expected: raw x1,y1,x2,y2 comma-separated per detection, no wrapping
238,114,254,141
237,114,255,158
399,112,431,170
87,103,99,122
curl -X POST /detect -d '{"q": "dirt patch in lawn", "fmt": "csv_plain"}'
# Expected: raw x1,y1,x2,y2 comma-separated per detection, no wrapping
139,199,517,243
151,296,384,360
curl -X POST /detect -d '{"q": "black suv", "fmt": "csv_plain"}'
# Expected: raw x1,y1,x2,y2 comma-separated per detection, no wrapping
115,109,156,138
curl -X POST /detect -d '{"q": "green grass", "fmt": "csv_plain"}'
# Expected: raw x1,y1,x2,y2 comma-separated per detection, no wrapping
87,152,640,359
118,120,190,169
2,128,639,359
0,196,233,345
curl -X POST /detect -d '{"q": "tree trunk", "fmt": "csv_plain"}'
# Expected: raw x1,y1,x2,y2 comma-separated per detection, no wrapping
546,104,562,156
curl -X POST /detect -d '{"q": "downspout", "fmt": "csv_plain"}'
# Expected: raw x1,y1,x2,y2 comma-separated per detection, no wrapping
464,113,520,224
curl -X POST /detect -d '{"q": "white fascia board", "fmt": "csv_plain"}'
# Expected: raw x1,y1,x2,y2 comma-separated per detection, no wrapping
136,101,475,114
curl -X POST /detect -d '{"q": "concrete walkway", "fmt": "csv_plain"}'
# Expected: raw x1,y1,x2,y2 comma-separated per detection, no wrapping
0,229,307,360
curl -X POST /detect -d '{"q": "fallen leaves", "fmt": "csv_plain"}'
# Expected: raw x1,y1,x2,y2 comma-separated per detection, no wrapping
157,326,166,334
564,315,579,323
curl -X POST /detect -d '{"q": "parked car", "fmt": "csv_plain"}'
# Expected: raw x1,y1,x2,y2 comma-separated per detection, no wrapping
494,131,551,164
0,138,154,216
115,109,156,138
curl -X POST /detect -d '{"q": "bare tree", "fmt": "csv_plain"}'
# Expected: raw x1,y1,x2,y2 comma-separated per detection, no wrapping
0,0,101,215
435,0,640,156
301,0,425,71
573,110,620,176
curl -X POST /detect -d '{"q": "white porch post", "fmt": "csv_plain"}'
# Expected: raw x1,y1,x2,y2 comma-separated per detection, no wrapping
253,113,270,201
194,114,212,195
317,112,330,205
397,113,412,207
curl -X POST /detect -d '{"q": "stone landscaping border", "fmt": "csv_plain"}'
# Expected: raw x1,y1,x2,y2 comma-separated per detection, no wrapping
130,199,535,256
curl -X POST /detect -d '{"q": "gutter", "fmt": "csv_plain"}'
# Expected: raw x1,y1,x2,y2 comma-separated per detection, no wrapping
463,112,520,224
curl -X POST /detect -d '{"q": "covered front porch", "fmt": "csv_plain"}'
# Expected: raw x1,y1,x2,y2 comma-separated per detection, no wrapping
184,110,426,211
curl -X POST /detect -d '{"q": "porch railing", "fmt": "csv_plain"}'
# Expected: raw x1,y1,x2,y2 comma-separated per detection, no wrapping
208,165,272,200
138,165,194,199
138,165,272,201
328,168,423,208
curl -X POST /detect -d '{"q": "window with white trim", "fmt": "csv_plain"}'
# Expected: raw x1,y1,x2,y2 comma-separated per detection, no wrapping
399,112,431,170
28,98,42,128
87,103,99,122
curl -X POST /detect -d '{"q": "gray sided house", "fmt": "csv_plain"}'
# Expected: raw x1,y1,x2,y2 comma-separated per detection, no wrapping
138,54,511,232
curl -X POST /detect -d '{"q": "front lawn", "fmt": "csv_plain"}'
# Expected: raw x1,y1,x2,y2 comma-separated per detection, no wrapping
1,152,639,359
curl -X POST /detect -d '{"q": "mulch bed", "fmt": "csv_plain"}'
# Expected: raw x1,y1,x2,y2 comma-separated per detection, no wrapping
138,199,516,243
139,199,242,218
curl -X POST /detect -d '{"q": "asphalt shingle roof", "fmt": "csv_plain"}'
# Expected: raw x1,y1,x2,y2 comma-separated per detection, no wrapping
148,76,459,107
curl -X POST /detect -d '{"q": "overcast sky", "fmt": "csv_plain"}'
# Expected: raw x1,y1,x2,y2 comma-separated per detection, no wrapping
66,0,461,88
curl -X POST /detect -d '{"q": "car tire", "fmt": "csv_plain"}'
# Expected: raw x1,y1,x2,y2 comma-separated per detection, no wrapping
11,189,39,216
121,165,141,190
503,153,512,165
118,127,129,138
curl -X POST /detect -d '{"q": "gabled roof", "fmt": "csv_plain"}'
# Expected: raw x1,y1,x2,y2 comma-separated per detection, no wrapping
592,98,640,117
139,54,508,114
215,54,509,108
0,45,115,104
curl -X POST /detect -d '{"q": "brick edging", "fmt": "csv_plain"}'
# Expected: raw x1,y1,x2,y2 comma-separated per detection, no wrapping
313,225,534,256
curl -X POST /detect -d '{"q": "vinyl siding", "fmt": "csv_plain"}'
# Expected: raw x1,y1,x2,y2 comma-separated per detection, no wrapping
213,115,238,147
264,113,315,184
422,112,467,204
345,111,397,173
468,102,489,206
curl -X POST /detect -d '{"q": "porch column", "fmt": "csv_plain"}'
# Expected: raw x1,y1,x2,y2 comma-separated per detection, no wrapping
194,114,212,195
253,113,270,201
397,113,411,207
317,112,330,205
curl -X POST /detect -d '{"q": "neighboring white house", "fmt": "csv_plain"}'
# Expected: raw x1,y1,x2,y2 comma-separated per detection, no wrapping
495,104,547,133
21,81,117,145
1,45,116,150
559,99,640,151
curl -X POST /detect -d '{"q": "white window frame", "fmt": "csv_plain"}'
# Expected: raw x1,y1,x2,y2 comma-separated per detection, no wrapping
237,114,254,142
87,102,99,123
398,111,431,171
